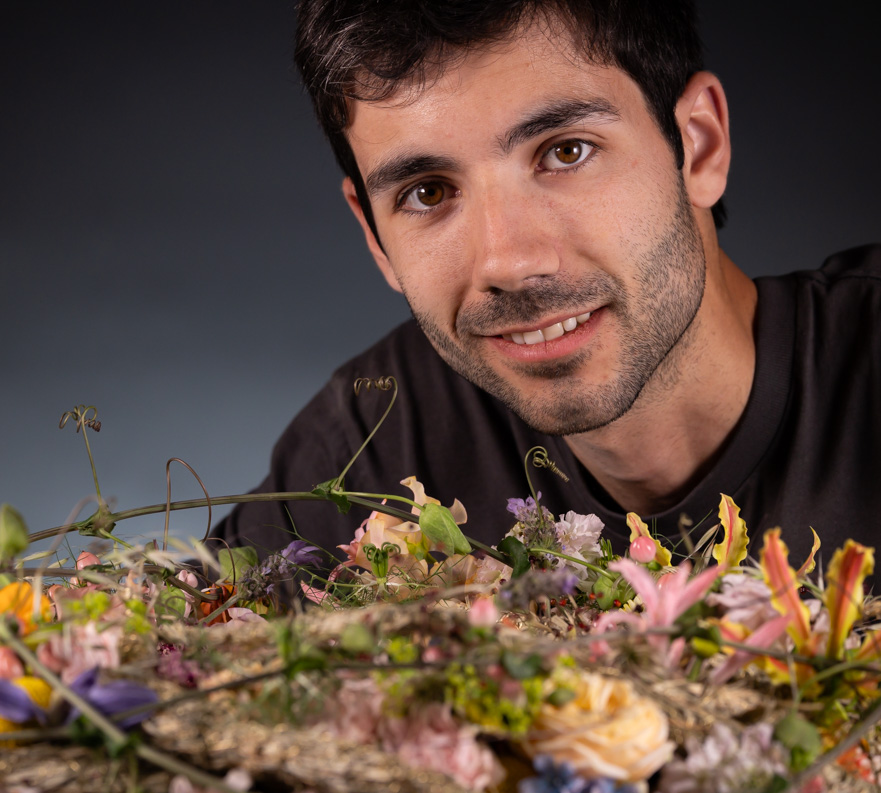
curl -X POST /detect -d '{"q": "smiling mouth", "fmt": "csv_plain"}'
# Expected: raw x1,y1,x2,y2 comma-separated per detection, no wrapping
501,311,593,345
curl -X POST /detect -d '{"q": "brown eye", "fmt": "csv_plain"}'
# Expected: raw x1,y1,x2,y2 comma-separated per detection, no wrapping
401,181,448,211
415,183,444,206
555,142,582,164
539,139,593,171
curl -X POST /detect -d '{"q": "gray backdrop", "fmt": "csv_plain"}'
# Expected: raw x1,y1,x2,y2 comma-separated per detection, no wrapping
2,2,879,557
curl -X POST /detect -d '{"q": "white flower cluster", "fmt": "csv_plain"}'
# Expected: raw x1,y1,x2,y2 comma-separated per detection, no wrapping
658,723,787,793
553,511,604,579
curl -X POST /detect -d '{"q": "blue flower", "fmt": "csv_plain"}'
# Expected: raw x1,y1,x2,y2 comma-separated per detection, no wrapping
517,757,639,793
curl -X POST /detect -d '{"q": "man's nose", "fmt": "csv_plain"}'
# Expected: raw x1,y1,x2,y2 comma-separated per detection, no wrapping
469,189,561,292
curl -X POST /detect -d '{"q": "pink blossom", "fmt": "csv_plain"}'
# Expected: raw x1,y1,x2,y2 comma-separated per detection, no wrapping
325,676,384,744
595,560,719,668
0,646,24,679
175,570,199,619
468,597,499,628
210,607,264,629
36,622,121,683
379,703,505,790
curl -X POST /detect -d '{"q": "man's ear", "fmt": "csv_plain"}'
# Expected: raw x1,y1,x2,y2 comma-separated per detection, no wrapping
675,72,731,210
342,177,403,294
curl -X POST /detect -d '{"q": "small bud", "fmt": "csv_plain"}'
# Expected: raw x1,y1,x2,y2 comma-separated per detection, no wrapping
629,535,657,564
690,636,720,658
0,504,29,563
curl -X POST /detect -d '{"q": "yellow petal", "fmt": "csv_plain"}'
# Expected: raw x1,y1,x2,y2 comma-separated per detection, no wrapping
825,541,874,659
712,494,749,571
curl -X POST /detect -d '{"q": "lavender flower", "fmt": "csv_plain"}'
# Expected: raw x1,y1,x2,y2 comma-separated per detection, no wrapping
68,667,158,729
507,494,554,526
506,493,560,569
238,540,322,601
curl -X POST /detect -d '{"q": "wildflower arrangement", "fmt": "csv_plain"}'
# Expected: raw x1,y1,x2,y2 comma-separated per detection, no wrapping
2,392,881,793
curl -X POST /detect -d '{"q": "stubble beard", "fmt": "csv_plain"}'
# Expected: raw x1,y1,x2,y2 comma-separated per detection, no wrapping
403,181,707,436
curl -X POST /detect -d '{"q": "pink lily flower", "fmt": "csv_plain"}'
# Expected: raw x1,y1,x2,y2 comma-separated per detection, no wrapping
594,559,720,668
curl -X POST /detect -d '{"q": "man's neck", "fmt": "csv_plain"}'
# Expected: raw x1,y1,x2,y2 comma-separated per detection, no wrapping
564,250,758,516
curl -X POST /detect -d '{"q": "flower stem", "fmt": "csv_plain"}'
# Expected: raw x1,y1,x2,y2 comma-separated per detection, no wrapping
533,547,616,580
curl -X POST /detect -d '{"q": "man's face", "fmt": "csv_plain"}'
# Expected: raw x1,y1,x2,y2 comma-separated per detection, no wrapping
345,26,707,436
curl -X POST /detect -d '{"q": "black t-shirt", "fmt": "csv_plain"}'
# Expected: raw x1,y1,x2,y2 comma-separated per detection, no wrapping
213,245,881,570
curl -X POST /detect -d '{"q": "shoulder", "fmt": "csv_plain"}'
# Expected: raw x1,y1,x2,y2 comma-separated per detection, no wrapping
792,243,881,287
756,244,881,318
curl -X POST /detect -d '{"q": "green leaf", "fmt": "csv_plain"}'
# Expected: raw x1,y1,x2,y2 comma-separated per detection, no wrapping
773,711,822,772
545,687,576,707
419,503,471,555
591,576,618,610
498,536,530,578
311,479,351,514
154,587,189,622
501,650,543,680
0,504,28,562
217,546,258,584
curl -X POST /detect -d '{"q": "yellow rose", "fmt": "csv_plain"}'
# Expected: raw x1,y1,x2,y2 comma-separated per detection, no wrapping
521,671,673,782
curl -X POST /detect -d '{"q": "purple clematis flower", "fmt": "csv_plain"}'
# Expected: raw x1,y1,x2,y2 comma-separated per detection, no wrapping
0,678,46,724
279,540,323,568
68,667,158,729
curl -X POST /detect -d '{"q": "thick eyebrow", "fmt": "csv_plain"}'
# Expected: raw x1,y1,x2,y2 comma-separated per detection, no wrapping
363,97,620,199
365,154,458,199
498,98,620,155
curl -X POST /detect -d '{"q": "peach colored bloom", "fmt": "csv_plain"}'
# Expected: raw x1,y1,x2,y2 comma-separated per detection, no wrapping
338,478,468,570
521,671,673,782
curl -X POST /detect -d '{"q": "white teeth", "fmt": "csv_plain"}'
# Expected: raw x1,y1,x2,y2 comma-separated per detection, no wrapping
541,322,565,341
502,310,593,345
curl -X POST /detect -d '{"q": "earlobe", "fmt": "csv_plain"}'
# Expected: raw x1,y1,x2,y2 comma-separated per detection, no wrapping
675,72,731,210
342,177,403,294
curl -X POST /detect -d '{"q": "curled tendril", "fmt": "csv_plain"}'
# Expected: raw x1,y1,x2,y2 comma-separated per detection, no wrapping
530,447,570,483
332,376,399,489
59,404,101,433
353,376,395,395
59,404,105,502
362,541,401,580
